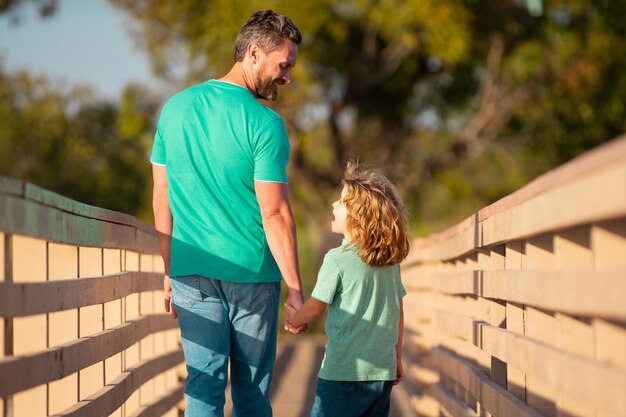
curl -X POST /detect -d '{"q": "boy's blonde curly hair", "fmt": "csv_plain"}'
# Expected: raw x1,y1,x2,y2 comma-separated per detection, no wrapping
342,161,410,267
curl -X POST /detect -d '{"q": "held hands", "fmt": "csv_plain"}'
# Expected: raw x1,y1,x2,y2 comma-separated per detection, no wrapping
284,302,306,334
284,291,307,334
284,302,297,324
163,275,178,319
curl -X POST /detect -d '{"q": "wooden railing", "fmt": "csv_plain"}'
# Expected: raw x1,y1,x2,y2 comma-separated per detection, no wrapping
0,177,183,417
400,135,626,417
2,136,625,417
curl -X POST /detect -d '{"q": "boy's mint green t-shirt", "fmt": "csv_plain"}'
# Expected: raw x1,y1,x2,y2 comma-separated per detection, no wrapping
311,242,407,381
150,80,290,282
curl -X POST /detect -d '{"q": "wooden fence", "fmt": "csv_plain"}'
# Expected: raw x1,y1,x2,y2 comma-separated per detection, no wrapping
2,135,626,417
0,177,183,417
401,135,626,417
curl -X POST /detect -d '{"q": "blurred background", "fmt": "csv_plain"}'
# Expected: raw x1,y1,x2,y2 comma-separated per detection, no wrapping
1,0,625,331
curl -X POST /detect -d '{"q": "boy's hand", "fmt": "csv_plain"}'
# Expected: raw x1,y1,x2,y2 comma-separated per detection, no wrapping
284,302,307,334
393,358,403,385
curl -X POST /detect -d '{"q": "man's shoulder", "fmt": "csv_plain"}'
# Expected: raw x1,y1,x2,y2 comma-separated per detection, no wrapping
243,97,283,124
162,82,206,108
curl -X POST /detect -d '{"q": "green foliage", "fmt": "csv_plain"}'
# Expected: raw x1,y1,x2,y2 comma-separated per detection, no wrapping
0,63,159,219
46,1,626,309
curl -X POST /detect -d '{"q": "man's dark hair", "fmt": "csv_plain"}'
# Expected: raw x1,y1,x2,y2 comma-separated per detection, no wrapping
234,10,302,62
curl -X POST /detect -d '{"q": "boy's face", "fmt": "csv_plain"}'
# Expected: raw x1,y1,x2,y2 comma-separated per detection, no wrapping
331,186,349,238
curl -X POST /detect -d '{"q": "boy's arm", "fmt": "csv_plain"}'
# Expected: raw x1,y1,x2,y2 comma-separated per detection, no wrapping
394,298,404,385
285,298,328,328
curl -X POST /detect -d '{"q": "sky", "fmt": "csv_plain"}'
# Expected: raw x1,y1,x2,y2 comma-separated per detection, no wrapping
0,0,158,99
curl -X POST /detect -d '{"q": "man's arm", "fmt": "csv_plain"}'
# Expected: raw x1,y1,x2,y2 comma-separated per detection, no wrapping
255,180,305,332
152,163,176,318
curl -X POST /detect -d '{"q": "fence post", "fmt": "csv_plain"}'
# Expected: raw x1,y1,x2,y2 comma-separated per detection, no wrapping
3,234,13,417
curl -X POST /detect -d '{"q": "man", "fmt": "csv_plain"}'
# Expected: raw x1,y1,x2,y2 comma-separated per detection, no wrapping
151,10,304,417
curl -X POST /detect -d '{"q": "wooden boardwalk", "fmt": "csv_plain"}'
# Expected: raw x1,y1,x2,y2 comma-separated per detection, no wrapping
222,335,414,417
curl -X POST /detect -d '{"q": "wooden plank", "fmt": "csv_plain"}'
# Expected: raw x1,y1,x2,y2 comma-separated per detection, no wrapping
506,302,526,402
11,235,46,283
52,350,184,417
0,272,162,317
555,225,593,270
433,347,544,417
430,270,626,321
0,176,23,196
126,383,185,417
505,241,523,270
431,293,479,319
483,270,626,321
431,215,479,262
595,319,626,370
401,264,433,290
525,307,557,417
433,310,475,345
0,314,179,396
13,385,46,417
436,309,626,415
23,183,146,231
271,336,325,417
411,137,626,261
479,135,626,223
480,321,626,416
0,194,142,250
430,383,478,417
524,234,555,270
411,214,478,262
431,270,478,296
593,218,626,268
412,390,440,417
137,229,160,255
481,162,626,247
49,374,78,415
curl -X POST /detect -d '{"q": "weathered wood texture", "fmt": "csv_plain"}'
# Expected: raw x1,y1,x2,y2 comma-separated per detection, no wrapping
402,135,626,417
0,178,182,417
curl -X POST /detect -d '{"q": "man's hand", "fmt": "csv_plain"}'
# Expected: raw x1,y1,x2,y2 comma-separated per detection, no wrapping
284,301,299,332
284,290,306,333
163,275,177,319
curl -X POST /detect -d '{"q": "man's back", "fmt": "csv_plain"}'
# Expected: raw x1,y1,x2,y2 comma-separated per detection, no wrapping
151,79,290,282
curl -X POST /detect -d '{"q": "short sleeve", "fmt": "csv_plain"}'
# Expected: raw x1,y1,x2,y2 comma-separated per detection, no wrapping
311,253,341,304
150,103,168,165
253,118,290,183
397,266,407,299
399,279,407,298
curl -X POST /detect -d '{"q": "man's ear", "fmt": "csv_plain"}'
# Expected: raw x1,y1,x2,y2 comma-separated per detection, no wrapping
247,43,262,64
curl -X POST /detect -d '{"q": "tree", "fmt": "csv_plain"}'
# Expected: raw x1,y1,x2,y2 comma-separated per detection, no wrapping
109,0,626,234
0,0,59,23
0,63,159,219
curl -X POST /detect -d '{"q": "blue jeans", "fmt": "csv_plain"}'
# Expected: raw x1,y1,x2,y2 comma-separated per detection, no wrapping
311,378,394,417
170,275,281,417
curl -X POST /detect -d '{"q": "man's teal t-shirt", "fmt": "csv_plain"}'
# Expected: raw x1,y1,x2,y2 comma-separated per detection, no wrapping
311,242,407,381
150,80,290,282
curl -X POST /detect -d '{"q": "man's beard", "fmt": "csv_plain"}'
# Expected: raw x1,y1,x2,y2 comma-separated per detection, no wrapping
254,68,279,101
